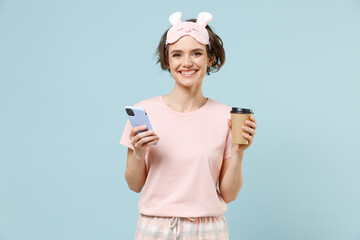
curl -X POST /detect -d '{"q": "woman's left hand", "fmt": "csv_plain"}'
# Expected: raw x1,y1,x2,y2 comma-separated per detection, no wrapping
227,115,257,153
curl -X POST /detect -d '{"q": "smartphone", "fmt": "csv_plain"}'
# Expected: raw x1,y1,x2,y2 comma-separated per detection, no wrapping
125,106,157,145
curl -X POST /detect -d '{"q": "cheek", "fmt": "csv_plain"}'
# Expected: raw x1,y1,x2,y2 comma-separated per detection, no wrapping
169,59,181,69
197,59,209,69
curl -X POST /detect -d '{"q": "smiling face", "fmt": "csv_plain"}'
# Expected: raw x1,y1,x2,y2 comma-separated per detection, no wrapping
167,36,213,88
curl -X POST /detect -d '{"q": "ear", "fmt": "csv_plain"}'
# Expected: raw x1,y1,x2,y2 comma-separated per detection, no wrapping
208,55,214,66
169,12,182,26
196,12,213,27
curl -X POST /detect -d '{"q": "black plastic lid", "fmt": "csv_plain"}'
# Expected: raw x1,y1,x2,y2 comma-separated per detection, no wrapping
230,107,254,114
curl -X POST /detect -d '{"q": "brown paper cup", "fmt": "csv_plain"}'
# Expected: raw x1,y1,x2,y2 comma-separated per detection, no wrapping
230,107,254,145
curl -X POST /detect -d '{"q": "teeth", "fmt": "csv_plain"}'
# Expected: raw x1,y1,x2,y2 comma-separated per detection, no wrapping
181,70,196,75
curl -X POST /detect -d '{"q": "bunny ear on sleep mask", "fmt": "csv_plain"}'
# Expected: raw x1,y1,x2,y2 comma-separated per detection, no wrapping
165,12,213,49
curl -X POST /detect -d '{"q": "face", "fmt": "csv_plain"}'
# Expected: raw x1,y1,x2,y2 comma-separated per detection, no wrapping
167,36,213,88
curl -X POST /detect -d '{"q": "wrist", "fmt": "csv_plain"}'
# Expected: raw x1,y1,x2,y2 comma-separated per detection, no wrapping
133,150,146,161
232,148,245,160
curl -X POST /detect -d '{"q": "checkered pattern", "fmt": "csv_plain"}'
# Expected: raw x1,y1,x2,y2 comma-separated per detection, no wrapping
135,214,229,240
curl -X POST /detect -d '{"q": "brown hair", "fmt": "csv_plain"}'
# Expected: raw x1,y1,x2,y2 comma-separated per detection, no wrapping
154,18,225,75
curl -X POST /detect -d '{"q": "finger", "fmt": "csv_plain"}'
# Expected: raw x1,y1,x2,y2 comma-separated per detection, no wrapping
242,132,253,141
227,119,232,129
136,135,159,146
250,115,256,123
130,125,148,137
145,137,160,146
245,120,257,129
242,125,255,136
133,131,158,145
134,129,156,141
135,136,159,148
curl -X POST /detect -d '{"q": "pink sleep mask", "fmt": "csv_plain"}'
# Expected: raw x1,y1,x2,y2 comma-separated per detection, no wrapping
165,12,213,49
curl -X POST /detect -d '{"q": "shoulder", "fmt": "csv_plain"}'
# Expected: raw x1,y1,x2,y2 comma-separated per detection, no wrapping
133,96,161,108
208,98,232,114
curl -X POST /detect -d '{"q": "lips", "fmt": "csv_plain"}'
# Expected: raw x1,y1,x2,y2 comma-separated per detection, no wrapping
179,69,198,77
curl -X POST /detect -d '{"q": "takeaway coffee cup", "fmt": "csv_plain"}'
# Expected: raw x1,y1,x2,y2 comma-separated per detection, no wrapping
230,107,254,145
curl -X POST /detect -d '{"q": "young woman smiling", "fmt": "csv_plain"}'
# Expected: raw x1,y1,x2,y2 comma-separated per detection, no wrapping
120,12,257,240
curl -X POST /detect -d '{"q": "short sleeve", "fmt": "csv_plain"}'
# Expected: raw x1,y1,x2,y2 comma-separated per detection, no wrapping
119,119,134,150
223,126,232,160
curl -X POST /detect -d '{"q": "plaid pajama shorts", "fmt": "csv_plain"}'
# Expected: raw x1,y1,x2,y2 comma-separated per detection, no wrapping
135,213,229,240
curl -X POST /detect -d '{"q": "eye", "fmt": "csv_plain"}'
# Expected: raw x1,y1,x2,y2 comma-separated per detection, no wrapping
172,53,181,57
194,52,202,56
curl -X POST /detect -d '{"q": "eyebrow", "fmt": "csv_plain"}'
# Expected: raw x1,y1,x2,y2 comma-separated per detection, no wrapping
170,48,205,54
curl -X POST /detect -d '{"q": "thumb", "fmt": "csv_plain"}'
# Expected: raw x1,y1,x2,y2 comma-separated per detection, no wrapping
227,119,232,129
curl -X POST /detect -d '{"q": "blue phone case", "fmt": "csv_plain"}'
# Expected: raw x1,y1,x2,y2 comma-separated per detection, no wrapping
125,106,157,145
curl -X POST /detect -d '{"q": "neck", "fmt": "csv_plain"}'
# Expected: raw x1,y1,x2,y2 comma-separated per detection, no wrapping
163,87,208,113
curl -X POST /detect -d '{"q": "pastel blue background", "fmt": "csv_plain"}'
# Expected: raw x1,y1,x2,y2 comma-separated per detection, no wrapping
0,0,359,239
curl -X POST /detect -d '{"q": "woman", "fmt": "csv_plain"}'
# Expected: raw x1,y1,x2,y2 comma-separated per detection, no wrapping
120,11,257,240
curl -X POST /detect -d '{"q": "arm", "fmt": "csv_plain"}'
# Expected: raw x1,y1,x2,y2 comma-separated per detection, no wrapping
219,150,244,203
219,115,257,203
124,148,148,193
124,125,159,193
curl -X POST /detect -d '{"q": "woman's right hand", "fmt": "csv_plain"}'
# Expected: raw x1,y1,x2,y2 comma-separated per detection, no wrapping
129,125,159,157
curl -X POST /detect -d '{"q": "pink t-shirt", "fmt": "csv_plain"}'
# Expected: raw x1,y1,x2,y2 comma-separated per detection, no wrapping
119,95,232,217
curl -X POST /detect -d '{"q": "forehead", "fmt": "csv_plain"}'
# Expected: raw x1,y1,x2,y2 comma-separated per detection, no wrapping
168,35,206,52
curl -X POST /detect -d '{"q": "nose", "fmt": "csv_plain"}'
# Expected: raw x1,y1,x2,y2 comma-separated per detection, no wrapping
182,55,192,67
